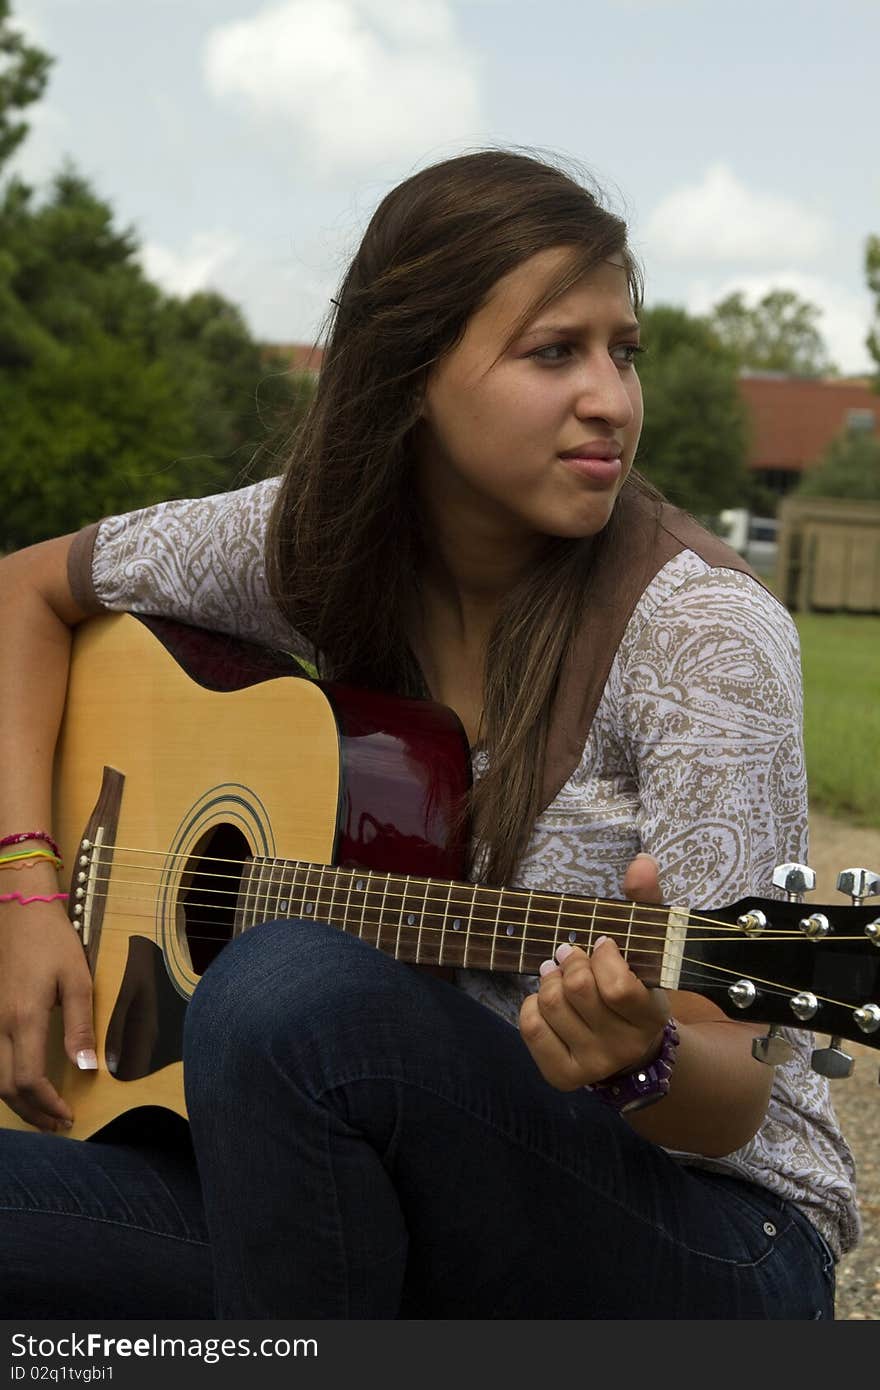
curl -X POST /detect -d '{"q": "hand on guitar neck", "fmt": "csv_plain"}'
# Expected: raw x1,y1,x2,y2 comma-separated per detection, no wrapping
520,851,775,1156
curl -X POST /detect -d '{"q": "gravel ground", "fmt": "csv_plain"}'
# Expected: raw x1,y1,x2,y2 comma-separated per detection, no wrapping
804,811,880,1320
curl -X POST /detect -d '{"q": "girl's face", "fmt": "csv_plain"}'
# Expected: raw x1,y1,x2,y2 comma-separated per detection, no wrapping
416,247,644,550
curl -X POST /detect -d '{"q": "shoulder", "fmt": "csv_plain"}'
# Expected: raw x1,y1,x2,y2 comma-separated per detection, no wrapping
622,542,798,670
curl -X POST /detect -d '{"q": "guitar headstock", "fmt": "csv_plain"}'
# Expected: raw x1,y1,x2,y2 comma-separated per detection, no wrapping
682,863,880,1078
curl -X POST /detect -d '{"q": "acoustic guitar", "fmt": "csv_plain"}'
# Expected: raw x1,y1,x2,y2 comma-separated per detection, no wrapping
1,612,878,1139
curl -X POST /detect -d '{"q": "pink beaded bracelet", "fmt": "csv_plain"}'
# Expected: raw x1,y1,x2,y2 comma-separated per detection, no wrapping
0,831,62,858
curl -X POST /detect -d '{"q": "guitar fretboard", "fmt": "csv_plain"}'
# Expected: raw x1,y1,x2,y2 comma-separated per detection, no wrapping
234,857,674,982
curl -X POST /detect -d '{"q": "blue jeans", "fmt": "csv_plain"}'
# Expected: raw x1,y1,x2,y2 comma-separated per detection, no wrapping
0,919,835,1318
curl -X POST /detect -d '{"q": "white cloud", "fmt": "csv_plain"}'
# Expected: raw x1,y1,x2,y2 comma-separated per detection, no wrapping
202,0,483,172
140,232,242,299
643,164,831,264
685,271,875,376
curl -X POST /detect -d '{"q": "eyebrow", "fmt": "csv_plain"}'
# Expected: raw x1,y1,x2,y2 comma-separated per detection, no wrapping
520,319,641,339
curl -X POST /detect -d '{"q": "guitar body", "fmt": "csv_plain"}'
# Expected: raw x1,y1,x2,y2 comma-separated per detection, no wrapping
0,613,470,1139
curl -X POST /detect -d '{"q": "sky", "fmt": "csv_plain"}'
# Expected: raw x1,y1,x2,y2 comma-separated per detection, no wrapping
9,0,880,373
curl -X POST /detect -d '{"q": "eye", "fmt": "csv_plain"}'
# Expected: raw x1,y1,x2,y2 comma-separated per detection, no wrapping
612,344,646,368
529,343,573,365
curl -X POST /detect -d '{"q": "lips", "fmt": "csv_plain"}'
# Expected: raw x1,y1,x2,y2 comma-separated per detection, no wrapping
558,440,622,461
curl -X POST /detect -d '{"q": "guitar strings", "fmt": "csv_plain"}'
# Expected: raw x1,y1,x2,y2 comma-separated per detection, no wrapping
71,867,833,949
63,841,830,936
75,884,834,950
83,843,738,929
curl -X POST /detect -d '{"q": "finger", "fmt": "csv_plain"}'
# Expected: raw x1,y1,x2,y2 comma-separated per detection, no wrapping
0,1034,71,1132
11,1008,75,1127
589,936,670,1027
622,853,663,905
60,968,97,1073
519,995,585,1091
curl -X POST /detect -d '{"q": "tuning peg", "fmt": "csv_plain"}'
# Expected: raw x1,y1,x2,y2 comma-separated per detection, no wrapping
751,1025,795,1066
836,868,880,904
773,862,816,901
810,1036,854,1079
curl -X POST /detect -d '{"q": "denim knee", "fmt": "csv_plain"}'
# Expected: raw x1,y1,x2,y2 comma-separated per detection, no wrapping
183,917,411,1087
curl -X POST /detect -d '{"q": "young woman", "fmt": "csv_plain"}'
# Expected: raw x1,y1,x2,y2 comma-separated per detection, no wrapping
0,149,856,1318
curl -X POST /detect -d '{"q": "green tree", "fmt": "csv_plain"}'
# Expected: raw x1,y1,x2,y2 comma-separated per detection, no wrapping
795,430,880,501
0,169,314,549
709,288,835,377
635,304,749,516
0,0,52,171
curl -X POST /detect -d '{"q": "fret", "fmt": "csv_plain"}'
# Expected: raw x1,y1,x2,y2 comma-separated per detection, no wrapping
260,858,276,926
316,863,329,924
396,874,411,962
302,862,323,923
416,878,430,963
355,870,370,941
553,892,564,962
517,891,533,972
440,880,453,965
463,884,479,968
243,857,260,930
275,859,293,920
625,899,636,964
489,888,503,971
254,857,269,925
300,856,314,922
375,870,391,953
589,897,598,951
324,862,339,930
232,857,254,939
339,864,357,939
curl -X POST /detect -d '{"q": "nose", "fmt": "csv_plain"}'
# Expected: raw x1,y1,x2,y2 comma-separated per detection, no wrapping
572,351,637,429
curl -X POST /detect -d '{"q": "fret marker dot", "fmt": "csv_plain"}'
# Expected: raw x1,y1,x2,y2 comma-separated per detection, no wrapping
356,880,365,892
407,913,416,926
568,931,577,944
305,902,314,914
453,919,462,931
506,924,515,936
280,900,289,914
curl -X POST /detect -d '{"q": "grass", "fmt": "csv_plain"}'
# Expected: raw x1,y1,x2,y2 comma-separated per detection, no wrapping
795,613,880,829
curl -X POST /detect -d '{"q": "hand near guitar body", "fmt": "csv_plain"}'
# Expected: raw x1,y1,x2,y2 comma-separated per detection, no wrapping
0,891,96,1134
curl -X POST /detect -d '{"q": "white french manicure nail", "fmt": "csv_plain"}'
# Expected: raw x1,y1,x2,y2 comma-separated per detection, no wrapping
75,1049,98,1070
594,935,609,948
555,943,574,964
539,959,558,976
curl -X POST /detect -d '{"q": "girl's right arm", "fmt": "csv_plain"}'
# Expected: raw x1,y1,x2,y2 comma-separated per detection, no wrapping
0,535,97,1132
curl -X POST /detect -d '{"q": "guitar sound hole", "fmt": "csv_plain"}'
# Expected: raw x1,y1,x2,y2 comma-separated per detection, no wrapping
179,824,250,974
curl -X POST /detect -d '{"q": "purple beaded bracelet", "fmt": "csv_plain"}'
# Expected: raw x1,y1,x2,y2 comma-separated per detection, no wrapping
588,1018,680,1114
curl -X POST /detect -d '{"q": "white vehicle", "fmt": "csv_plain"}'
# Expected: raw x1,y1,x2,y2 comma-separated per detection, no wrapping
718,508,779,575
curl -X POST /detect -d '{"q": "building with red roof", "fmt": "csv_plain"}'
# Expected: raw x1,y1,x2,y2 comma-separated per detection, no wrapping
738,373,879,496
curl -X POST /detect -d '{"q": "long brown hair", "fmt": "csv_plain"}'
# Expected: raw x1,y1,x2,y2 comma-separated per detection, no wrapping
266,148,656,885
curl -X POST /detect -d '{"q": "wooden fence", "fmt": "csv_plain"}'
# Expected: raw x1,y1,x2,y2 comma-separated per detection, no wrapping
775,496,880,612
